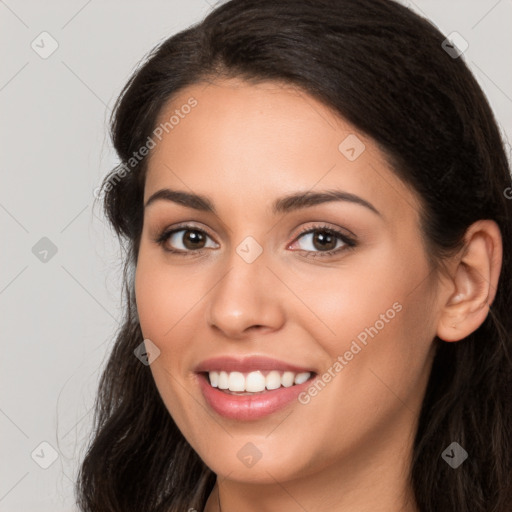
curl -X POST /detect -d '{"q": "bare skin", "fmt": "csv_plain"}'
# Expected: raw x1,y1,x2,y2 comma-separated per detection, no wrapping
134,78,502,512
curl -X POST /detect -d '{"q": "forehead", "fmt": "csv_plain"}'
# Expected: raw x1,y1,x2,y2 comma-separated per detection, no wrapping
144,78,421,223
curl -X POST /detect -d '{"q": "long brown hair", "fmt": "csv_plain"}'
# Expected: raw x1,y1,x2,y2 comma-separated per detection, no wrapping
77,1,512,510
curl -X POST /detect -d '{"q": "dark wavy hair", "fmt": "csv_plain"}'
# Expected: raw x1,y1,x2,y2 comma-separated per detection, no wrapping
77,0,512,510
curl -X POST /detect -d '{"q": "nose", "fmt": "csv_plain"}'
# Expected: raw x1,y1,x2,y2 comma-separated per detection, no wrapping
205,250,286,340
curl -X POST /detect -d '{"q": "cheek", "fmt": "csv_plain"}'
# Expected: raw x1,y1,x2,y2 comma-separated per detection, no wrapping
290,251,415,356
295,244,435,411
134,251,210,388
135,253,203,341
134,257,205,431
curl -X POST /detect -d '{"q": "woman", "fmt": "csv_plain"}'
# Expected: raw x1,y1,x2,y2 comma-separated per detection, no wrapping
77,0,512,510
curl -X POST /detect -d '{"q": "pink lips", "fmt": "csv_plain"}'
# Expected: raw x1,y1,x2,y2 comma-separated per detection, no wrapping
194,355,316,421
194,355,314,374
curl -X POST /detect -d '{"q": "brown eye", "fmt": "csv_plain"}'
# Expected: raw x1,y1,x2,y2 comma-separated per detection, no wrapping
156,226,219,254
309,230,338,251
180,230,207,250
291,226,355,256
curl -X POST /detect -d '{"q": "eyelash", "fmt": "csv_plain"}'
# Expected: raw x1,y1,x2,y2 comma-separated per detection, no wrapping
153,223,357,259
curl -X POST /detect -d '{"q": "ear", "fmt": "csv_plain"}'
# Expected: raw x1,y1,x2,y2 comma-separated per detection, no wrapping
436,220,502,342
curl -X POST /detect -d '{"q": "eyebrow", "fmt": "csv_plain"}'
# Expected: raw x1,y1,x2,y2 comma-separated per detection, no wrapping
144,188,381,216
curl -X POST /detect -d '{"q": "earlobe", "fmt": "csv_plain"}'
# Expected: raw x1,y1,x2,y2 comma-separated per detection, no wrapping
436,220,502,343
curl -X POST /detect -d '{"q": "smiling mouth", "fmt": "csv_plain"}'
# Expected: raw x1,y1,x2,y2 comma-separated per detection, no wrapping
202,369,316,395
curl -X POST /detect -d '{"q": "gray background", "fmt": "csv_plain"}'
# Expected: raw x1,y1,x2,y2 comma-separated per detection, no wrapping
1,0,511,510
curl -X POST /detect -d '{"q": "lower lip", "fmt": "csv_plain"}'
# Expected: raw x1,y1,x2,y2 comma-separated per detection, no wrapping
196,373,316,421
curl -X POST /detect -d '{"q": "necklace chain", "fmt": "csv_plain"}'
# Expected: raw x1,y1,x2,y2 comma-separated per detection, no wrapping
217,484,221,512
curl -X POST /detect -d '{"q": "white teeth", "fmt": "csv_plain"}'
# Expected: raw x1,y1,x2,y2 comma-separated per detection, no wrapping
294,372,310,385
246,371,266,392
218,371,229,389
209,371,219,387
266,370,281,390
282,371,295,387
228,371,245,392
207,370,312,392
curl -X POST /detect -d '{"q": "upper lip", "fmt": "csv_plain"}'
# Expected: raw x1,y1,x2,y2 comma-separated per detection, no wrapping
194,355,315,374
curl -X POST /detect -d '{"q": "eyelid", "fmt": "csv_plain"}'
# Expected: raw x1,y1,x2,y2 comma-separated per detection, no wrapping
291,222,357,242
154,221,216,241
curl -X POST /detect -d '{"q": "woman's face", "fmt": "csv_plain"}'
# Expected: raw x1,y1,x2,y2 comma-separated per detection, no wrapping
135,78,440,487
